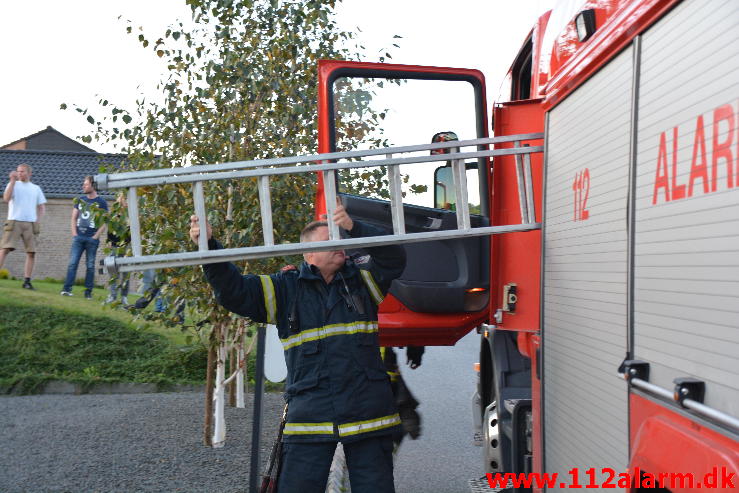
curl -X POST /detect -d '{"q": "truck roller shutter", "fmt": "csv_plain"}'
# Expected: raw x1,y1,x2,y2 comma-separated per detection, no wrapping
634,0,739,420
542,45,633,483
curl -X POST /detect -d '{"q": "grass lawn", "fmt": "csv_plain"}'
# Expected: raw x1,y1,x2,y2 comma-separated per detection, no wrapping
0,278,189,345
0,278,208,394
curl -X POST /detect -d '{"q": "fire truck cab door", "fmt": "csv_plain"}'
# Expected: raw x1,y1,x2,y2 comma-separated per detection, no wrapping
316,60,491,347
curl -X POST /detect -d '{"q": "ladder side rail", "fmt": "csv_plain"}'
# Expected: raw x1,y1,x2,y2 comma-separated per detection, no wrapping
96,133,545,186
193,181,209,252
386,154,406,235
111,222,542,273
101,146,544,190
258,176,274,246
127,187,143,257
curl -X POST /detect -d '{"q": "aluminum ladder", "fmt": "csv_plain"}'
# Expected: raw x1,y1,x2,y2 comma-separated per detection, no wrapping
95,133,543,274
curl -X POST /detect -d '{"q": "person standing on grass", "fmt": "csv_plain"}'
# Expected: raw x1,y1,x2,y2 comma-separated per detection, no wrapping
0,163,47,290
61,176,108,299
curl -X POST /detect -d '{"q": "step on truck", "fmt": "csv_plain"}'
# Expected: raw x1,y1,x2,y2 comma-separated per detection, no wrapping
97,0,738,490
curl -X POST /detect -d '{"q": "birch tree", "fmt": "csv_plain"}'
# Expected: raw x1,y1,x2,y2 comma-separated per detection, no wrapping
69,0,400,447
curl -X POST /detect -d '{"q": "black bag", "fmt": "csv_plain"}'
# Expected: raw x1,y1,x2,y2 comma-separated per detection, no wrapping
260,405,288,493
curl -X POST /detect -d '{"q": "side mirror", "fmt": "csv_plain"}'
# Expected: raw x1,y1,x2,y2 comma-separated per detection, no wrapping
434,162,479,211
430,130,459,155
434,165,454,210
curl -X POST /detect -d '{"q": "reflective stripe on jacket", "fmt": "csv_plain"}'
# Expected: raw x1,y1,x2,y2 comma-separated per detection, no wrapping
203,220,406,443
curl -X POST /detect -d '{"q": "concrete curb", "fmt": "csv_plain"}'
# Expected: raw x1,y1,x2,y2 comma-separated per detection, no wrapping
2,380,206,396
2,379,284,396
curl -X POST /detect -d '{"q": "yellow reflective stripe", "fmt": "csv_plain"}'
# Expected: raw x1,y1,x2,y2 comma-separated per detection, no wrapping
283,422,335,435
360,269,384,305
387,371,399,382
259,275,276,324
281,321,378,350
338,413,401,437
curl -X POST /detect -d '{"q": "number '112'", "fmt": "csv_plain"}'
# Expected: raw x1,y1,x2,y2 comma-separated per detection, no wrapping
572,168,590,221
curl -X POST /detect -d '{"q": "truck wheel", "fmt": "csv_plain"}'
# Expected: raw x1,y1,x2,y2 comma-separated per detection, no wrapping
483,400,502,474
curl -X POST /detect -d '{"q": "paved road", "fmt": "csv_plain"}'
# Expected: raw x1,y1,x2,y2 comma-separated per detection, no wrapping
0,331,483,493
0,391,285,493
394,329,483,493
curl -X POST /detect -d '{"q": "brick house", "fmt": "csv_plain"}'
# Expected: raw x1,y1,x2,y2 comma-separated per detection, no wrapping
0,127,126,287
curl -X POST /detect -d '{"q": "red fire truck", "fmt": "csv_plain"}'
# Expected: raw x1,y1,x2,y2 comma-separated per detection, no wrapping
313,0,739,490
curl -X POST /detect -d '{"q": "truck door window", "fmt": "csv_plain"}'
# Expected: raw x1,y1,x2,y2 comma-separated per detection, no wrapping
334,77,482,211
511,37,533,100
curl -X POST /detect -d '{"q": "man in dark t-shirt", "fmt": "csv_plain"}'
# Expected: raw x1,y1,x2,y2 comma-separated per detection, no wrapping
61,176,108,299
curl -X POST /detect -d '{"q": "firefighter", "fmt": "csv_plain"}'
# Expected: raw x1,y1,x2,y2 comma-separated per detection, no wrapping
190,204,406,493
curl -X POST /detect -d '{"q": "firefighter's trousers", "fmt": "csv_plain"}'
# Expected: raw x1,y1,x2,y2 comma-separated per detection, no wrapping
276,435,395,493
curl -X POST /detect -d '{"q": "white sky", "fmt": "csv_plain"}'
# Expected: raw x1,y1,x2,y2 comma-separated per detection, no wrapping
0,0,553,152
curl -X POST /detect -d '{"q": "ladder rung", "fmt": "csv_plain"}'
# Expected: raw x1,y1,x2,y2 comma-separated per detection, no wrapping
514,142,529,225
127,187,142,257
258,175,274,246
322,168,340,241
387,154,406,235
193,181,209,252
451,156,471,230
522,149,536,223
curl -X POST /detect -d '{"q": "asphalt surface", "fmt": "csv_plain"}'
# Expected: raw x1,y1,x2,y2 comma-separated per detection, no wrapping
0,391,284,493
393,330,483,493
0,331,483,493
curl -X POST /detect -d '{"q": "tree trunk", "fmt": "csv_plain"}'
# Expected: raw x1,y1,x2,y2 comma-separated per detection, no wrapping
212,323,227,448
236,331,245,408
203,326,217,447
229,346,236,407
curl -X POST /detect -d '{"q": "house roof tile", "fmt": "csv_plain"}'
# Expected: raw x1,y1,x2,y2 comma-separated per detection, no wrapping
0,149,126,199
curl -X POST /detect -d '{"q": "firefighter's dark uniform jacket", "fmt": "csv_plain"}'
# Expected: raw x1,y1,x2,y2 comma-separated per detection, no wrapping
203,221,406,444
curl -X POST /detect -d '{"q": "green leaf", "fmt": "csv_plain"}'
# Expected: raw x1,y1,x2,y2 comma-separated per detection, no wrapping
122,115,132,124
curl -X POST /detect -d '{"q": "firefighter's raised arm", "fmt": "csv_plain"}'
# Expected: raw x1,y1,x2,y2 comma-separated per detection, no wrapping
190,214,278,324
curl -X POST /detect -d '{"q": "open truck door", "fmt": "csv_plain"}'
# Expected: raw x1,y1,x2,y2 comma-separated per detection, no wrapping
315,60,492,346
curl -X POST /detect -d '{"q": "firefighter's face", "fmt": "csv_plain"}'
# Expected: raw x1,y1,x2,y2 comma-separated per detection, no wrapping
303,226,346,275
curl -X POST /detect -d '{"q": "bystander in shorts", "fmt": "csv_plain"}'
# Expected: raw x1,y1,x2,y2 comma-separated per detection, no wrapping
0,220,38,252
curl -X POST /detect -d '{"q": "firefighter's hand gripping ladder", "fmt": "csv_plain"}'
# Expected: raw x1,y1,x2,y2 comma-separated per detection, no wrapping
95,133,544,274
